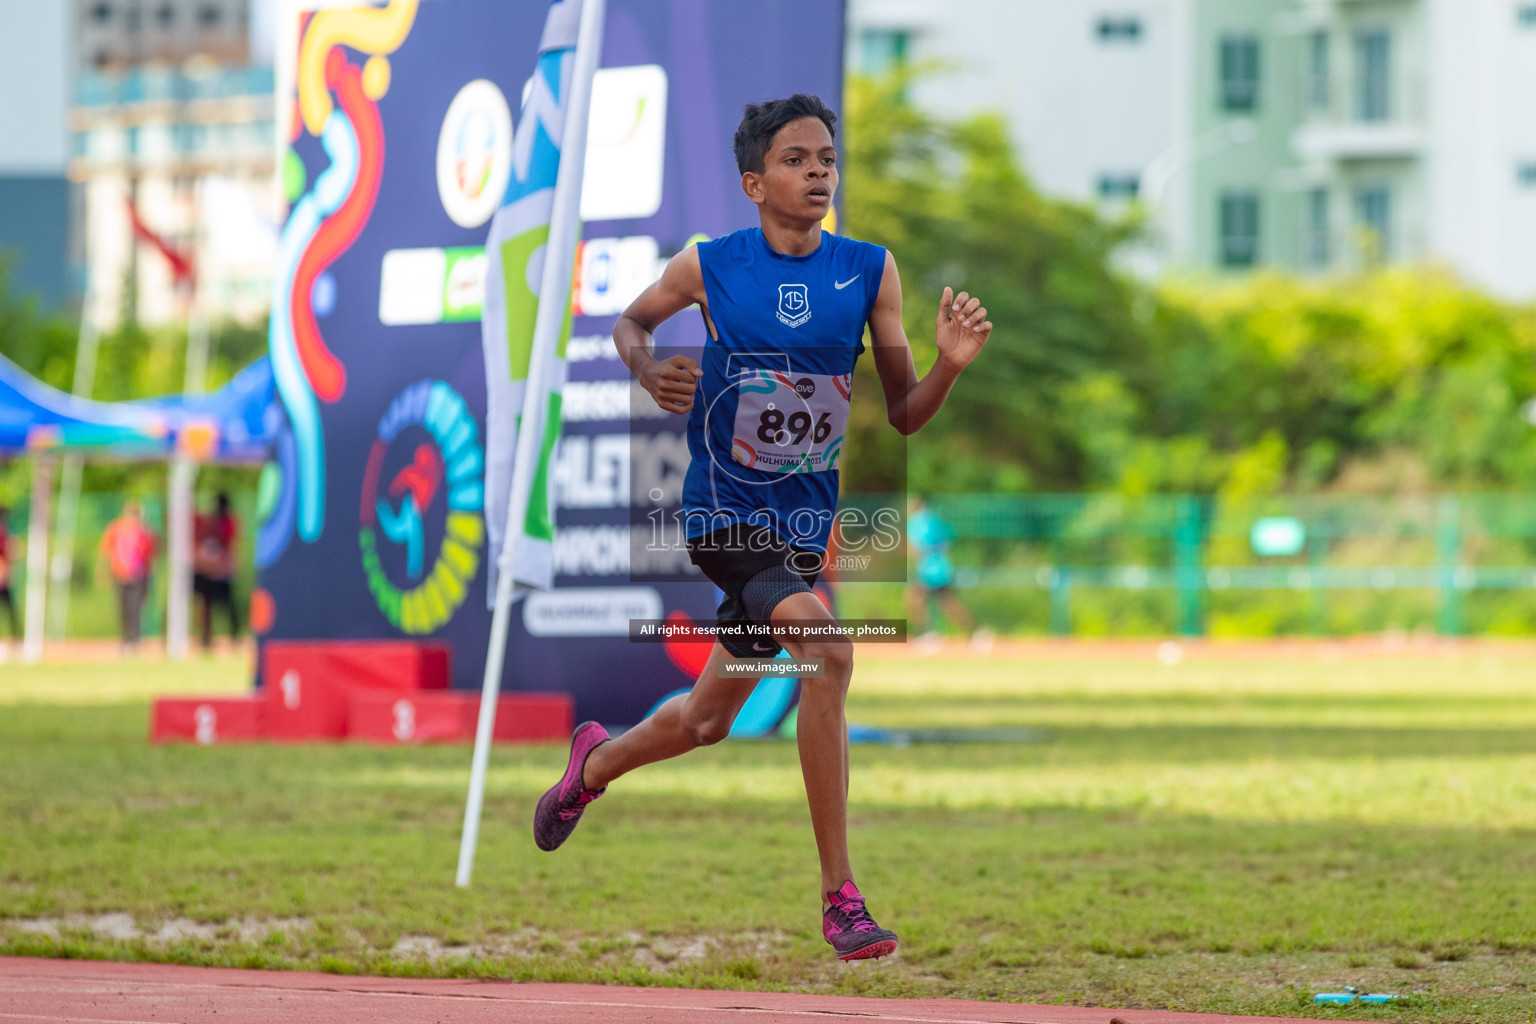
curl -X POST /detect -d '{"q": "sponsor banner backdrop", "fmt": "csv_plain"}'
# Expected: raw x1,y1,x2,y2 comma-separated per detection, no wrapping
259,0,845,727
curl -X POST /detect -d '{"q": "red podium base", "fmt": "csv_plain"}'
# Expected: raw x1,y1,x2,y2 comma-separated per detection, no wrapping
151,696,266,745
347,691,574,745
262,641,450,740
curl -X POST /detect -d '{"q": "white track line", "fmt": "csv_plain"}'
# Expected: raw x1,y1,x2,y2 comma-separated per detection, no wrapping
1,1013,172,1024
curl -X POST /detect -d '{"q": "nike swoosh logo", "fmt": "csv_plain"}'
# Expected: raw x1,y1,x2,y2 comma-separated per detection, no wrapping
834,275,860,290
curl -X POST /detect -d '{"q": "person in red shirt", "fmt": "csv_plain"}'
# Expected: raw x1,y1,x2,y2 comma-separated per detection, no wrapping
98,500,158,655
0,506,17,640
192,492,240,651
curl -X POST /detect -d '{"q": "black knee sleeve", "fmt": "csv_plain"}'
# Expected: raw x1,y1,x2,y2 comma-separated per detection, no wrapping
717,563,813,659
742,561,814,623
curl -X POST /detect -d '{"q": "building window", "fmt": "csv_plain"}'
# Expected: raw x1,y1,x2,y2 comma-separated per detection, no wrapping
1219,36,1260,112
1306,31,1329,113
1518,162,1536,187
1097,174,1141,200
1219,190,1260,268
1355,29,1391,122
198,4,223,27
1096,16,1142,43
1355,184,1392,260
156,2,175,26
89,2,114,23
1307,187,1329,266
1518,4,1536,27
857,29,910,75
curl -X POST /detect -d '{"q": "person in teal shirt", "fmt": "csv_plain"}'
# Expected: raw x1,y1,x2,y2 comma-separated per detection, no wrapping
907,496,983,648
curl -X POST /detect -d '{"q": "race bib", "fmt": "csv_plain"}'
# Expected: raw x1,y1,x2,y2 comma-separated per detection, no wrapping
730,369,851,474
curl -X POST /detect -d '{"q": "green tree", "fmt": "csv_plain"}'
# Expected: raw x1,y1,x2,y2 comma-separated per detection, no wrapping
841,73,1536,499
841,72,1147,495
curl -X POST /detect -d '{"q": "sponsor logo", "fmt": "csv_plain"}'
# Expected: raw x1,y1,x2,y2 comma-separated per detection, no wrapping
523,586,664,636
378,248,446,327
573,235,662,317
834,275,860,290
380,237,659,326
436,79,514,229
776,283,811,328
582,65,669,222
443,248,488,322
794,377,816,400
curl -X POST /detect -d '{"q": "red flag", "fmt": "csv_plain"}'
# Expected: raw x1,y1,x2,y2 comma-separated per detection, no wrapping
125,195,196,286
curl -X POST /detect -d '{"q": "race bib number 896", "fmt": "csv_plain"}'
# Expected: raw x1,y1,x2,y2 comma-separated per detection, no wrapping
731,370,851,474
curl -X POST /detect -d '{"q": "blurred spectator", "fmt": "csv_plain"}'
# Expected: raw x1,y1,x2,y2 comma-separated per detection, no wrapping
193,492,240,651
0,506,17,641
98,500,158,655
907,496,991,654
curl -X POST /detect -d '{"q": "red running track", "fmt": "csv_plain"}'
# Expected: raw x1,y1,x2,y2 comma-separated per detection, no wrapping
0,957,1360,1024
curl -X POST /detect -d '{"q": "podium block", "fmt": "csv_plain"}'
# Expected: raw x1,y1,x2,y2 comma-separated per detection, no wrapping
345,690,574,744
348,691,474,743
492,692,574,743
152,696,265,744
262,641,450,739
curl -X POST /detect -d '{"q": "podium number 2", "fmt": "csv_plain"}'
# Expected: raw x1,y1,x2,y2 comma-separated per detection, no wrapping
194,705,218,745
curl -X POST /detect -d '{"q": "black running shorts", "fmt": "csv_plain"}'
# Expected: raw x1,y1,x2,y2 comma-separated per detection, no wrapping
685,524,824,659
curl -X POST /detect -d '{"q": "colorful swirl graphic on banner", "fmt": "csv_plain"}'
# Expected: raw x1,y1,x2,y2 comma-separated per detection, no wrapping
360,380,486,635
269,0,418,546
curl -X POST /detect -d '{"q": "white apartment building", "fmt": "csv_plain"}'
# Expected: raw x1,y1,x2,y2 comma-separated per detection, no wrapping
0,2,74,310
847,0,1536,300
68,0,277,328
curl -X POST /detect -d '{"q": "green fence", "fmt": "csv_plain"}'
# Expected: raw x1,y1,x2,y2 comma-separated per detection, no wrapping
11,491,1536,639
924,494,1536,637
7,491,258,641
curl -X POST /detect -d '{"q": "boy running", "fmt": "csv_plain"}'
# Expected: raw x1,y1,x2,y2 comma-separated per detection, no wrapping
532,94,992,961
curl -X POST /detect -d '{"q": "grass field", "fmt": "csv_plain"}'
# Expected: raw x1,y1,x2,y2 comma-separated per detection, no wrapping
3,649,1536,1022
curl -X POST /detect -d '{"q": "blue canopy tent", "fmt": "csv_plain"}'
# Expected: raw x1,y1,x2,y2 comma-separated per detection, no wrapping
0,354,276,461
0,354,277,659
138,357,278,465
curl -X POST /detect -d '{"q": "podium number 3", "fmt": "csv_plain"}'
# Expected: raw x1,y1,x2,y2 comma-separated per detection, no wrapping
281,670,302,710
392,699,416,741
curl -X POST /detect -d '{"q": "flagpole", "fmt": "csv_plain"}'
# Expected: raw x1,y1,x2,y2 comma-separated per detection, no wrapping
456,0,605,889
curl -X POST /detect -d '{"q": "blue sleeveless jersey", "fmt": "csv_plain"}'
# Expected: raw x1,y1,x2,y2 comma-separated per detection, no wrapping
680,227,887,552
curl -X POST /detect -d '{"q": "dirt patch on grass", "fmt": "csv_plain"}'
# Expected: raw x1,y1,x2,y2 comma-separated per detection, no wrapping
5,915,312,946
385,927,796,976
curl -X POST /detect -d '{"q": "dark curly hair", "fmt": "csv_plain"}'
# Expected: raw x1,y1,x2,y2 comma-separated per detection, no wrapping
732,94,838,175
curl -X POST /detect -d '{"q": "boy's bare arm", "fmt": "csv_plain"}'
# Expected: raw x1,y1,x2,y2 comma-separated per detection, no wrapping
866,251,992,435
614,245,709,414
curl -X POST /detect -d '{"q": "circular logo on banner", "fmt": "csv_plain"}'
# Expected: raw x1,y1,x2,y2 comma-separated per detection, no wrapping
436,79,514,228
360,380,486,635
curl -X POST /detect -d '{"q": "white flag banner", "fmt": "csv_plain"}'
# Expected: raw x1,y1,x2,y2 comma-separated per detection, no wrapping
459,0,604,889
480,0,593,602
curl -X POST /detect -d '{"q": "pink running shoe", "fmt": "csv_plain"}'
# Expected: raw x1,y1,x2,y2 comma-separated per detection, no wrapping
532,721,609,852
822,881,899,961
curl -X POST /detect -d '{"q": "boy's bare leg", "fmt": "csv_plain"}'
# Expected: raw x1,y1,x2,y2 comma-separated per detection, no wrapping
905,585,930,632
939,590,974,633
581,642,758,789
771,590,855,901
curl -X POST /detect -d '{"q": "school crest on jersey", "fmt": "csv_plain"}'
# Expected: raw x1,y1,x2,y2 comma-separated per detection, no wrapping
776,283,812,328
